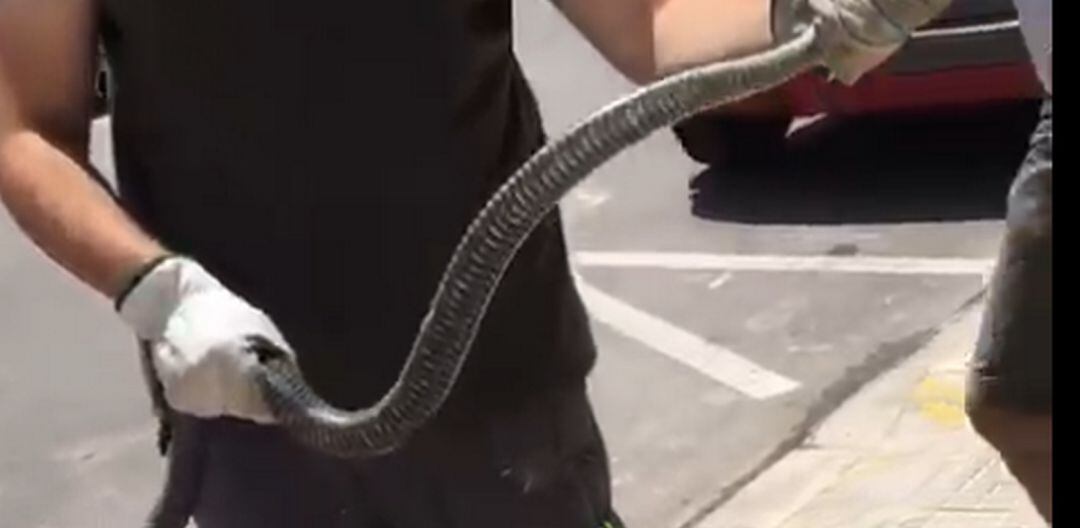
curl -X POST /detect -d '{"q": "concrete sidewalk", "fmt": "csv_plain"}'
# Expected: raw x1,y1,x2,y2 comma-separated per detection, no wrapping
696,302,1048,528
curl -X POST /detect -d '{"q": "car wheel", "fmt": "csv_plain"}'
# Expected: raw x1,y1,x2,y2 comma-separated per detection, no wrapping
673,114,792,167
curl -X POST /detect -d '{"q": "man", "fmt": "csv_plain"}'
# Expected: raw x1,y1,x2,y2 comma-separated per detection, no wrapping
0,0,942,526
966,0,1052,521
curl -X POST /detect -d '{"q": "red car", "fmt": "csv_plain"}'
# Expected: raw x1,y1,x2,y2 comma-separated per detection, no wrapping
674,0,1045,166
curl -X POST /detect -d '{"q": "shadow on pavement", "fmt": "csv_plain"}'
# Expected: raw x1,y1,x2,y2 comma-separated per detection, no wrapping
690,101,1040,225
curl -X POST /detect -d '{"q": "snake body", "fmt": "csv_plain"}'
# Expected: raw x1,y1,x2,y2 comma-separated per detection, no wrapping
256,27,824,458
146,25,825,528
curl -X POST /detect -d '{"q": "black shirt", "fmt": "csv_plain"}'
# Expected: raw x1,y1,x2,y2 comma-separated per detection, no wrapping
99,0,597,416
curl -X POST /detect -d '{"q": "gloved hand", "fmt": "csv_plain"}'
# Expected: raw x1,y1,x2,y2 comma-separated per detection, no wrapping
772,0,953,85
117,256,293,424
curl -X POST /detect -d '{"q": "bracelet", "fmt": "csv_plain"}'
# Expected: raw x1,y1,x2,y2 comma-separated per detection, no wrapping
113,254,179,312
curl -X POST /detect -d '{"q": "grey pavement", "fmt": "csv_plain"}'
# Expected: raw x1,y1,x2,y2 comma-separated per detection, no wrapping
698,302,1046,528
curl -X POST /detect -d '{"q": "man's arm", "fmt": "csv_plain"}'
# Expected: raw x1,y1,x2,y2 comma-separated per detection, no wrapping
0,0,167,298
1,0,298,425
553,0,775,83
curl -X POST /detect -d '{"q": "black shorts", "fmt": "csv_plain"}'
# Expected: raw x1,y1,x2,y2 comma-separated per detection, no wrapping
174,382,622,528
969,99,1052,413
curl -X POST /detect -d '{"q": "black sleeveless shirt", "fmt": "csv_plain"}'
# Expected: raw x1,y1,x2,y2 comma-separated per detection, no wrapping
98,0,597,416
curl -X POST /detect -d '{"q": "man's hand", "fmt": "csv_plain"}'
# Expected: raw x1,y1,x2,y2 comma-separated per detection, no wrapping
119,257,294,424
774,0,953,84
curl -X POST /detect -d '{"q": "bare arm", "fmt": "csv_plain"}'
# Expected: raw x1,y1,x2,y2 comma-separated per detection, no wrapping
553,0,774,83
0,0,166,299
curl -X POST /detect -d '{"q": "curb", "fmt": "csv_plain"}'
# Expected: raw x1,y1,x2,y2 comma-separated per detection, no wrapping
681,292,987,528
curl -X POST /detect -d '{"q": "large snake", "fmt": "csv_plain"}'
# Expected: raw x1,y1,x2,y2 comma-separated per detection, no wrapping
255,25,826,459
145,24,827,528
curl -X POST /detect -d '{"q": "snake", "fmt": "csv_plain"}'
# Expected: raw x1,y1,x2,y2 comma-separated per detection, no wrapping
251,25,826,459
145,24,826,528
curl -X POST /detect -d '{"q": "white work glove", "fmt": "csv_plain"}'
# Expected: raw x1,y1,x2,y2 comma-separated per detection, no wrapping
773,0,953,85
117,256,293,424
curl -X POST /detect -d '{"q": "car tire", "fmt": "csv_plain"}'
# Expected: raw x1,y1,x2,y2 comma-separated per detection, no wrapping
673,114,792,167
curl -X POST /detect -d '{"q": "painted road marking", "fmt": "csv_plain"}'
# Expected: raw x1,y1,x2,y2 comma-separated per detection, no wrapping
575,251,995,277
571,188,611,208
708,272,734,290
574,275,800,400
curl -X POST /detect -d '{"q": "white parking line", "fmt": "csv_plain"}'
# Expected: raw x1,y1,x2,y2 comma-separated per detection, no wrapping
708,272,734,290
576,251,995,277
571,188,611,208
574,275,800,400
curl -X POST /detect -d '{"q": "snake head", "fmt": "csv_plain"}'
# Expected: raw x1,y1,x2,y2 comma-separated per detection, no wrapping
244,334,294,365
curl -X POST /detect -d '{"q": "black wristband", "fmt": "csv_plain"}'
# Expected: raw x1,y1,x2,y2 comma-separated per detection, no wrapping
113,254,178,312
